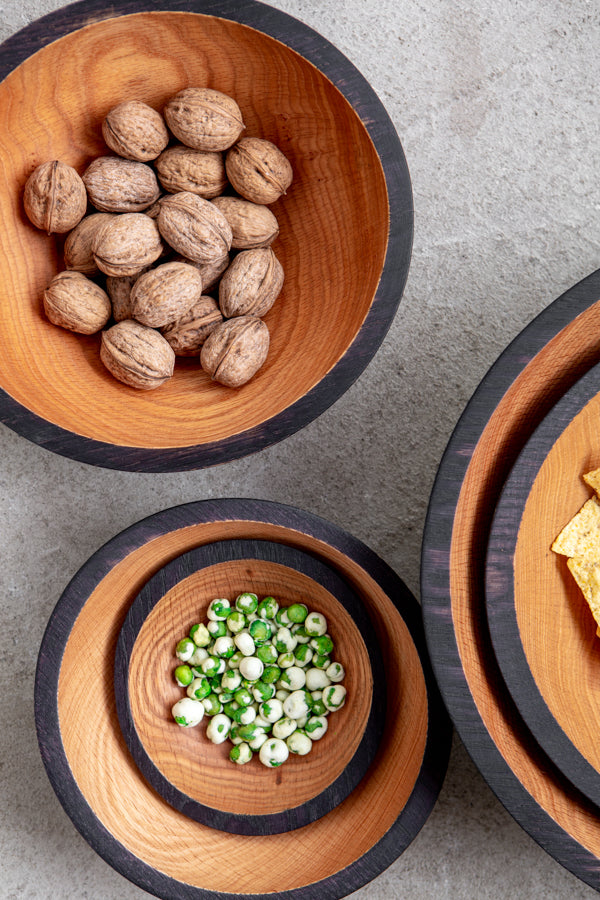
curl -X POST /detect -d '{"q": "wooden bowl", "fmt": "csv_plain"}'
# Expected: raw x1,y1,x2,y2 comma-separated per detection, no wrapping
114,539,386,834
421,269,600,891
486,359,600,808
0,0,412,472
35,499,451,900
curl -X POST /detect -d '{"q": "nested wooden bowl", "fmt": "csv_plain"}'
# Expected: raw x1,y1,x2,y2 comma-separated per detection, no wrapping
114,539,386,834
0,0,412,471
35,499,451,900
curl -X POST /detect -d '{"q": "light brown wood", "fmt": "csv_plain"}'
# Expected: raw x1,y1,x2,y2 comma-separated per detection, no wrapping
450,299,600,853
0,11,388,448
129,558,373,814
57,520,427,893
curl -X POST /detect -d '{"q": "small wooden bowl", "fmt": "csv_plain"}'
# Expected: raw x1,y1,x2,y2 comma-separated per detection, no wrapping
0,0,412,472
114,539,386,834
35,499,451,900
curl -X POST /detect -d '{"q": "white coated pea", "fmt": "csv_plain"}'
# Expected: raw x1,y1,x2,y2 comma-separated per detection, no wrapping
172,697,204,727
272,716,297,739
305,667,331,691
207,598,231,620
206,713,231,744
188,646,209,665
260,697,284,723
239,655,264,681
221,669,242,691
275,689,290,703
287,731,312,755
259,737,289,767
234,632,255,656
278,665,306,691
213,635,235,658
305,715,328,740
326,661,345,682
323,684,347,711
304,612,327,636
283,690,311,720
249,730,269,751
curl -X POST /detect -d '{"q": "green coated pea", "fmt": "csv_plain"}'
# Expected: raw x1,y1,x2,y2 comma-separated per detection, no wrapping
230,742,253,764
201,656,222,678
311,635,333,656
262,665,281,684
175,637,195,661
202,693,223,715
207,598,231,620
312,654,331,670
252,680,276,702
294,643,313,666
235,592,258,614
291,625,311,644
275,607,291,626
189,623,211,647
256,643,278,665
234,687,253,707
226,610,246,633
187,676,212,700
207,619,227,638
249,619,272,644
257,596,279,619
287,603,308,623
174,665,193,687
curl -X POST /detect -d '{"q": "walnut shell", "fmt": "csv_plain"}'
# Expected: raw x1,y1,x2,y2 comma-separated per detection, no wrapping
130,261,203,328
158,192,232,263
155,145,227,198
200,315,269,387
64,213,115,274
219,248,284,318
93,213,163,276
43,270,111,334
106,269,150,321
211,196,279,249
83,156,160,212
173,252,230,292
161,295,223,356
225,138,293,205
23,160,87,234
102,100,169,162
164,87,245,152
100,319,175,390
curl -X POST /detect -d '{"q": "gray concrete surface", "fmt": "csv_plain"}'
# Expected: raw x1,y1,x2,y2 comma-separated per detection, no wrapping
1,0,599,897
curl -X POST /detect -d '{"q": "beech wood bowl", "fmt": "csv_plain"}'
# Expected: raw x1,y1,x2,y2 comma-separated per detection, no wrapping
35,499,451,900
114,539,386,835
0,0,412,472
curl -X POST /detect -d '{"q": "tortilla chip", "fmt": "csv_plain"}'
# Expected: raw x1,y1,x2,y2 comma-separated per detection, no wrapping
583,467,600,498
551,495,600,557
567,556,600,628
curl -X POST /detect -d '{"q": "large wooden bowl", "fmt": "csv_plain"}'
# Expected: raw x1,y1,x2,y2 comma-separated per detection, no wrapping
0,0,412,472
35,499,451,900
421,270,600,891
114,539,386,834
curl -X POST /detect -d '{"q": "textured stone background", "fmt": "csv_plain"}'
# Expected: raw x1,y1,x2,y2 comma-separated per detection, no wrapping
1,0,599,897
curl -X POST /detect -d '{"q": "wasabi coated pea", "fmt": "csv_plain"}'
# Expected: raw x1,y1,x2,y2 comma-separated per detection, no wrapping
234,686,253,707
287,730,312,755
213,635,235,658
278,666,306,691
310,693,327,716
256,643,278,665
201,655,223,678
272,716,297,739
257,596,278,619
305,715,328,739
275,606,291,626
260,697,284,723
249,619,271,644
287,603,308,624
235,592,258,614
175,637,196,661
228,650,244,669
252,680,276,702
291,625,310,644
234,631,255,657
312,654,331,670
226,610,246,633
304,612,327,636
275,627,297,653
206,713,231,744
221,669,242,692
207,620,228,638
310,635,333,656
189,623,211,647
323,684,346,711
207,598,231,620
277,651,295,669
326,661,345,682
262,664,281,683
174,664,193,687
172,697,204,727
230,742,253,764
202,693,223,715
189,645,209,666
283,689,311,720
187,676,211,700
259,737,289,767
232,705,256,725
248,730,269,751
239,655,264,682
294,643,313,666
305,668,331,691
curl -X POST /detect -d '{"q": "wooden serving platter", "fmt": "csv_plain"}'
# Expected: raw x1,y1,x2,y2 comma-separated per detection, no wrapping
486,360,600,809
114,539,386,835
36,499,451,900
421,269,600,891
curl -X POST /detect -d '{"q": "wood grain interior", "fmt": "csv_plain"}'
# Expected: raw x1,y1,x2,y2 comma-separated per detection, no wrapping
128,558,372,815
57,519,427,893
514,392,600,771
450,299,600,853
0,11,388,449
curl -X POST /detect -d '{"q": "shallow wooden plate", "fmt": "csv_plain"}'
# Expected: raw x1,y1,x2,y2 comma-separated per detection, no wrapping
114,538,386,835
36,499,450,900
486,360,600,808
0,0,412,472
421,269,600,891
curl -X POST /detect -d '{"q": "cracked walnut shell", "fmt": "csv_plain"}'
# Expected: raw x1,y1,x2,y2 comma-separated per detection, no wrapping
43,270,111,334
225,138,293,205
23,160,87,234
102,100,169,162
164,87,245,152
100,319,175,390
200,315,269,387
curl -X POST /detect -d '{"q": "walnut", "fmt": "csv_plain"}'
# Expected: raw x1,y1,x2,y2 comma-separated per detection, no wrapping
155,145,227,198
92,213,163,276
210,196,278,249
173,252,230,292
130,261,203,328
100,319,175,389
102,100,169,161
161,295,223,356
158,192,232,263
164,87,245,152
106,269,150,321
43,270,111,334
200,315,269,387
23,160,87,234
225,138,292,205
219,248,283,318
82,156,160,212
64,213,115,274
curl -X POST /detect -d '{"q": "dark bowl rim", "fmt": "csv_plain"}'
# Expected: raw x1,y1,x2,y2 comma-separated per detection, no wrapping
35,497,450,900
0,0,413,472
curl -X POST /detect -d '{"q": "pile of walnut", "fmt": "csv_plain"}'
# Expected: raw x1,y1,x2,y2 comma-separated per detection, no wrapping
23,88,293,389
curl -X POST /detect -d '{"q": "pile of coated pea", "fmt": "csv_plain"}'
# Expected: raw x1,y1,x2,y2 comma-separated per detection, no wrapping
171,592,347,768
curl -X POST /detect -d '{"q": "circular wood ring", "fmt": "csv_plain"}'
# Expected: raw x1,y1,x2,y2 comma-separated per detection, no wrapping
0,0,412,472
114,538,386,835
